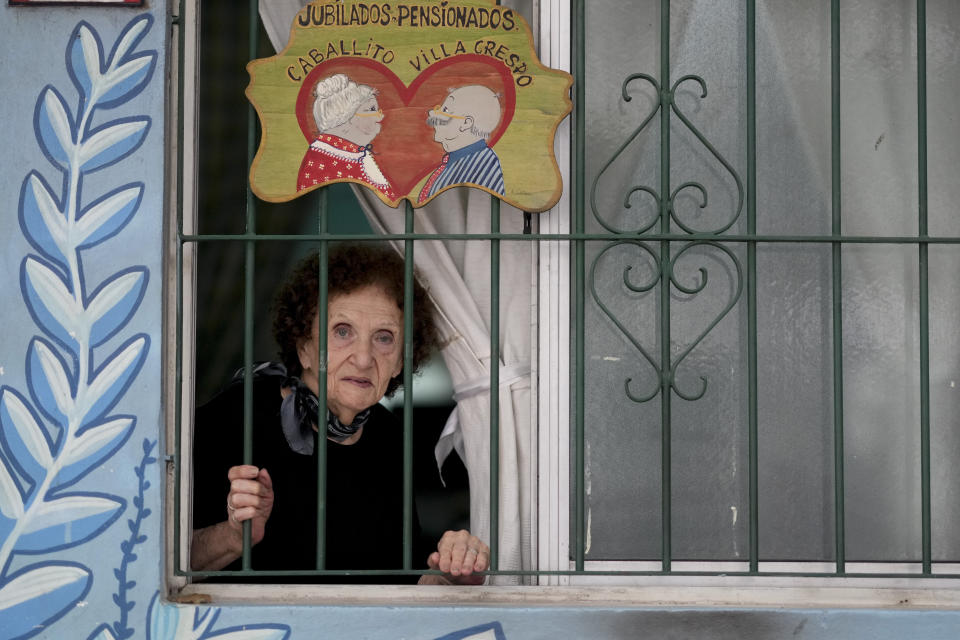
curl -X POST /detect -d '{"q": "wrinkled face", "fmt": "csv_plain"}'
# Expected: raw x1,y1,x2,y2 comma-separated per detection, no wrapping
348,97,384,145
297,285,403,423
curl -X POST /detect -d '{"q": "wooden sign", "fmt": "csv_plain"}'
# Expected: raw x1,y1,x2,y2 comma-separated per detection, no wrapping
246,0,572,212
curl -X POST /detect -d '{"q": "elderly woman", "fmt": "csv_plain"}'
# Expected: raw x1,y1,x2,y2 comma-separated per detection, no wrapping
296,73,396,199
191,244,489,584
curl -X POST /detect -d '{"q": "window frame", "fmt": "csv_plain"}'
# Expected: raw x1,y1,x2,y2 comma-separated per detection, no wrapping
164,0,960,608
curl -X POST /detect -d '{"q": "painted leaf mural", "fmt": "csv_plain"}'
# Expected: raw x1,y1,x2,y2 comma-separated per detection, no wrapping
1,14,296,640
0,15,157,640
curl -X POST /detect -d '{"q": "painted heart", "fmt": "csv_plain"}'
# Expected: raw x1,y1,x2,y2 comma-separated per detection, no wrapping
295,55,516,196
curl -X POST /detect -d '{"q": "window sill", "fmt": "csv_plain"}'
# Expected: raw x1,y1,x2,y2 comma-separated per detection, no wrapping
175,577,960,610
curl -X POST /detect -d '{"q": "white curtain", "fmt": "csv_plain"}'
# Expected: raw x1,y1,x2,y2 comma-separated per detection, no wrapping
259,1,536,582
358,189,534,584
259,0,307,54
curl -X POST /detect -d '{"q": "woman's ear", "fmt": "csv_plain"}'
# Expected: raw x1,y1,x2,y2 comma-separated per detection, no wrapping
297,314,321,373
297,338,314,372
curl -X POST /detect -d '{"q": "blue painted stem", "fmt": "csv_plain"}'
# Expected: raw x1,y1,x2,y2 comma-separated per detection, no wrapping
111,439,157,640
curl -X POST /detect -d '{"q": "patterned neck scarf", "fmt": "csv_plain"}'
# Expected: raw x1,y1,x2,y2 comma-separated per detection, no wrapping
279,376,371,455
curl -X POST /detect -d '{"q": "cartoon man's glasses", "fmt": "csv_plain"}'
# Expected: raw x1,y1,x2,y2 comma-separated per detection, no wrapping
429,106,467,119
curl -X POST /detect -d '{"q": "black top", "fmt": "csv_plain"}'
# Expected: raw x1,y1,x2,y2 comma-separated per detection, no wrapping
192,374,430,583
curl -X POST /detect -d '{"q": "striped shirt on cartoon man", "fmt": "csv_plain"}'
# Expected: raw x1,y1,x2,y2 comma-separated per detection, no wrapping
419,85,505,203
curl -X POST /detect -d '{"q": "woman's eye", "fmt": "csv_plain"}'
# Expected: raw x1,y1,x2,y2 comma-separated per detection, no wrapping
374,331,395,346
333,325,351,339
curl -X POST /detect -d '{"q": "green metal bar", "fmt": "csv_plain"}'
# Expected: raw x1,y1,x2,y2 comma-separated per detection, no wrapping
917,0,931,574
174,222,184,571
403,201,415,571
487,0,504,575
659,0,673,573
489,198,501,571
239,0,260,571
572,0,586,573
181,232,960,244
830,0,845,575
315,190,329,570
489,0,501,578
746,0,759,574
916,11,929,252
173,0,186,575
240,238,255,571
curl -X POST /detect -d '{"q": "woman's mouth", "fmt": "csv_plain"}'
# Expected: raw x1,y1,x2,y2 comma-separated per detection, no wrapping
342,376,373,388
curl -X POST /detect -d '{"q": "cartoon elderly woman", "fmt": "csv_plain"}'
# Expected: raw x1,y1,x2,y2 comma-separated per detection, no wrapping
296,73,396,199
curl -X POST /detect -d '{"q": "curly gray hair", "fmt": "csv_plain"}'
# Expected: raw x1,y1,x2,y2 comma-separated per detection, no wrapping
311,73,377,132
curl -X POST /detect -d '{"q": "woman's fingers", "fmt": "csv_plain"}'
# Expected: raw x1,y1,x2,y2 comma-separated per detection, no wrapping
468,545,490,572
230,505,259,524
432,530,490,578
228,491,267,510
227,477,274,510
257,467,273,489
434,530,464,573
460,538,490,574
227,465,260,481
230,477,270,497
448,542,468,575
224,466,274,544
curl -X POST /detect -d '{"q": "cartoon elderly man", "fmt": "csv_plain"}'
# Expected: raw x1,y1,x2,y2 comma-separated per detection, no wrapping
418,85,505,203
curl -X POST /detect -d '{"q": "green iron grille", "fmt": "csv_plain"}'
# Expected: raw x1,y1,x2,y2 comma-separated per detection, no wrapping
172,0,959,580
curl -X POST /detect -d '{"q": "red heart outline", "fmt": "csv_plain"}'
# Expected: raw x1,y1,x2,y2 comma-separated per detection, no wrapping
295,55,516,196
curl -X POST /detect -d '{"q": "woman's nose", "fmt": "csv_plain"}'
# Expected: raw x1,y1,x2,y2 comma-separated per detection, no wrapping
351,340,374,367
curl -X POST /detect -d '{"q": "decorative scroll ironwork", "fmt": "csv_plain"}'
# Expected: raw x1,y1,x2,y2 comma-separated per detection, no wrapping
590,73,663,236
668,75,744,235
591,73,744,236
590,240,743,403
588,72,745,404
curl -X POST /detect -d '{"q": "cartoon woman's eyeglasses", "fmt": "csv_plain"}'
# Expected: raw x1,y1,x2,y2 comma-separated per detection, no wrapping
354,108,384,118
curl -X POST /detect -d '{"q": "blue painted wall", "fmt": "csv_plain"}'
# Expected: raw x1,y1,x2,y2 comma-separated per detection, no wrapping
0,5,167,639
0,3,959,639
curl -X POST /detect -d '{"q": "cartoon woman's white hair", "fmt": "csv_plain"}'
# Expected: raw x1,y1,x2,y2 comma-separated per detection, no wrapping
311,73,377,132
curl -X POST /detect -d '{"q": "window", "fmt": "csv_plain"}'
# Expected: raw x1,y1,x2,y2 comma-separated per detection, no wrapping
171,0,541,590
168,0,960,604
549,0,960,588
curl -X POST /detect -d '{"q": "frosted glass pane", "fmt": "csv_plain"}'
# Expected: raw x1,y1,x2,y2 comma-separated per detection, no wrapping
930,247,960,560
583,238,748,561
757,244,835,561
756,2,831,235
842,245,920,561
584,0,661,237
582,241,663,560
927,2,960,236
